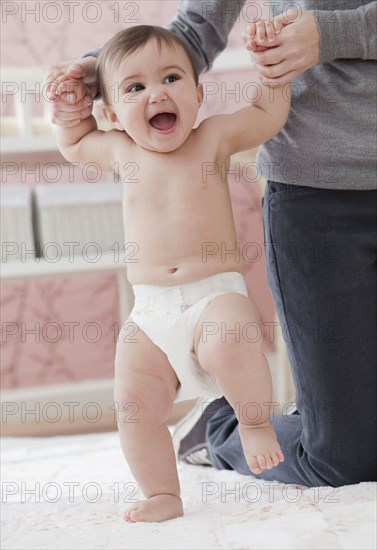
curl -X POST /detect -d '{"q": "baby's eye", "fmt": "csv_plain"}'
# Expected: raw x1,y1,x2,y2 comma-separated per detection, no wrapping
126,83,144,93
164,74,180,84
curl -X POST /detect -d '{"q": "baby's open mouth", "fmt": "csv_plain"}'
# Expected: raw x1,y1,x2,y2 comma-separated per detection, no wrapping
149,112,177,131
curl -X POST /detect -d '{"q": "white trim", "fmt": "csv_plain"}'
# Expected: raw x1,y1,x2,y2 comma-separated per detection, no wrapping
1,377,114,406
1,253,128,279
1,378,115,435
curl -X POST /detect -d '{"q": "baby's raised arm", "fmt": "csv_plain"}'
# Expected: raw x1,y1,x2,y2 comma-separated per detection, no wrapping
48,75,126,170
201,78,291,160
200,20,291,159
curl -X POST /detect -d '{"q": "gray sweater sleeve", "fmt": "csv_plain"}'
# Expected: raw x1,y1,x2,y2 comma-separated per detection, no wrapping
315,1,377,62
166,0,245,73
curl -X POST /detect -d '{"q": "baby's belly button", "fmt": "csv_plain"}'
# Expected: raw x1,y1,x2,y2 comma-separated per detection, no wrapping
167,267,178,274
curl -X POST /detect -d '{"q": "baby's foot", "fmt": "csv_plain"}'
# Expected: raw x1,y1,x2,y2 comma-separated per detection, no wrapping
123,494,183,523
239,421,284,474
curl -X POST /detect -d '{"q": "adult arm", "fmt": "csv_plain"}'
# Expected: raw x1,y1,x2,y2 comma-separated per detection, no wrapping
315,1,377,62
250,2,377,86
166,0,246,72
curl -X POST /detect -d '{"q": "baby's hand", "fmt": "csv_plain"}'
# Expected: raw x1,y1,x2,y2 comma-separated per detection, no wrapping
245,18,284,52
47,71,87,104
47,72,92,126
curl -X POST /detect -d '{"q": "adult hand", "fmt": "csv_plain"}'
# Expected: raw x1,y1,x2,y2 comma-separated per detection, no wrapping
247,10,320,86
44,56,98,127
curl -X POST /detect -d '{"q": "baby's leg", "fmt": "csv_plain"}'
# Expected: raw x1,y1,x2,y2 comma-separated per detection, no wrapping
194,294,284,475
114,320,183,522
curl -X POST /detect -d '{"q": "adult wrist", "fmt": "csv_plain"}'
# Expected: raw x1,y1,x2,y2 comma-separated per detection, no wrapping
81,51,101,100
314,8,368,63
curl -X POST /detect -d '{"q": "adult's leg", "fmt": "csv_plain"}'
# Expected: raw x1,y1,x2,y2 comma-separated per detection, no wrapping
207,182,377,486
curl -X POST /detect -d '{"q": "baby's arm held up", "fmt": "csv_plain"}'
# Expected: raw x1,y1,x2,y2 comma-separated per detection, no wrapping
199,19,291,159
48,76,124,170
202,77,291,159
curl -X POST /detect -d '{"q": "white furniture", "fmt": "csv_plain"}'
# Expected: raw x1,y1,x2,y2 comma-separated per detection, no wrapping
0,184,35,262
1,182,134,324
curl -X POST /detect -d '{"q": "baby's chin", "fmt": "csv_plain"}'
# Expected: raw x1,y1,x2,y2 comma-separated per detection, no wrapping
150,143,184,153
134,135,189,154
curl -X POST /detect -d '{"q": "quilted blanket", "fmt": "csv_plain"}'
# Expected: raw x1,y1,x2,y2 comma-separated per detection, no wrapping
1,432,376,549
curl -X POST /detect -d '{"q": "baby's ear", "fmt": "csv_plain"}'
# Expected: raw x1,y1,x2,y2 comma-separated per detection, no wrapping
102,104,123,131
197,83,204,108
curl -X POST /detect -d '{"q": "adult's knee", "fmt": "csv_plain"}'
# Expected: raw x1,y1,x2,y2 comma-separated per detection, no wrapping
307,438,377,486
335,455,376,485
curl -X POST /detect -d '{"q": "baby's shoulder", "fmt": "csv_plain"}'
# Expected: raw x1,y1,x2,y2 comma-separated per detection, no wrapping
193,115,230,157
106,128,134,154
195,114,231,142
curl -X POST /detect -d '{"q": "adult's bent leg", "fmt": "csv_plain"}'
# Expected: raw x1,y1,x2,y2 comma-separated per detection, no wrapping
207,182,377,487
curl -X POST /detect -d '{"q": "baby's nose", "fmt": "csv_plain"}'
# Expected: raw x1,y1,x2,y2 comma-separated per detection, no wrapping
149,86,168,103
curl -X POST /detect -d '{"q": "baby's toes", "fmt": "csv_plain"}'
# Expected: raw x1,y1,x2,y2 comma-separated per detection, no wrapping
277,450,285,463
271,452,281,467
256,454,267,471
248,456,262,474
123,505,141,523
129,508,144,522
123,511,133,522
265,454,274,470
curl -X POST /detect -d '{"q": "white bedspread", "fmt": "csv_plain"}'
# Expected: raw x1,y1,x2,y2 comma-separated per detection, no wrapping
1,432,376,550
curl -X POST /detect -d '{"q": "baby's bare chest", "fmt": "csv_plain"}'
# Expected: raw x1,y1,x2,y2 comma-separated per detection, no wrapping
120,151,229,210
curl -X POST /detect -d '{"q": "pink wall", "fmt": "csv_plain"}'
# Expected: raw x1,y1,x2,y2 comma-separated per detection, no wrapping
1,1,275,390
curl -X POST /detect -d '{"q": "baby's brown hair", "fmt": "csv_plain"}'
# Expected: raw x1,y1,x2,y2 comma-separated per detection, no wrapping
97,25,199,105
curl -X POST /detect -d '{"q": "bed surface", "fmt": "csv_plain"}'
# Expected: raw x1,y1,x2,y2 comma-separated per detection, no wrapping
1,431,375,550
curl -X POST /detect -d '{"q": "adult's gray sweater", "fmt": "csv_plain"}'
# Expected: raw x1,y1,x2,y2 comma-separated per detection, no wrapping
166,0,377,189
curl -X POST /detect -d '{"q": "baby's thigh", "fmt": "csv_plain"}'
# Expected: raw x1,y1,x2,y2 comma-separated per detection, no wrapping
114,319,179,424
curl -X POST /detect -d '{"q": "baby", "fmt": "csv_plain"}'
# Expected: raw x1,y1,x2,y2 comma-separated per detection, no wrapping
48,24,290,523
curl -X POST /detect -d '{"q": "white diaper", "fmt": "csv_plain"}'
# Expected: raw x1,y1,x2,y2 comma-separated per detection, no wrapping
130,271,248,402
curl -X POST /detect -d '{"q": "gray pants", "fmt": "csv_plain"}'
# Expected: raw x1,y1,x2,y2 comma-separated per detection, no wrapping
207,181,377,487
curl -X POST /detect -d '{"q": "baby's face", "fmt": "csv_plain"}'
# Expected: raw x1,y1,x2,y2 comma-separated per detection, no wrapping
103,39,203,152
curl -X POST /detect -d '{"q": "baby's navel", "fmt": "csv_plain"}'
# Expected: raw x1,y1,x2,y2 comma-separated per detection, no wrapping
168,267,178,274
